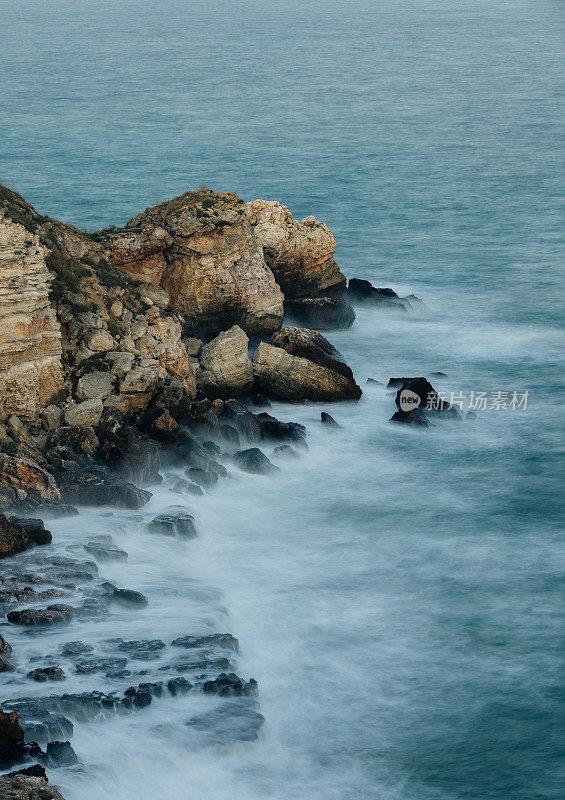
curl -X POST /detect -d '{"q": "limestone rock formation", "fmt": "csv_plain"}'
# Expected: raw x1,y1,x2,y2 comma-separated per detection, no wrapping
196,325,253,398
246,199,347,298
99,190,284,335
0,211,64,422
0,454,61,511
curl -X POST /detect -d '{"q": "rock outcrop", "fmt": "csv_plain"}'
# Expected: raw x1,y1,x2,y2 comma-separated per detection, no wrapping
0,454,61,511
99,190,284,335
0,209,64,422
246,200,346,297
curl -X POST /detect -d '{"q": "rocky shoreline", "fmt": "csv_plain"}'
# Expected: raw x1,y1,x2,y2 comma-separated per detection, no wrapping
0,183,457,796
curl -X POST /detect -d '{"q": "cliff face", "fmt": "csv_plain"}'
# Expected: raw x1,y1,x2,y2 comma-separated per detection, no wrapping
0,210,63,422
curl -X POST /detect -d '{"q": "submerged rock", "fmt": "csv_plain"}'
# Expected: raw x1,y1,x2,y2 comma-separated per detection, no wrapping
27,666,65,682
348,278,411,310
171,633,239,652
38,740,77,768
187,698,265,747
57,468,152,509
321,412,339,426
147,513,197,539
233,448,279,474
202,672,258,697
7,604,73,626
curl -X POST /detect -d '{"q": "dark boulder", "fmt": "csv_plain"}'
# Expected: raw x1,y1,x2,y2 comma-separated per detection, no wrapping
255,412,306,444
284,297,355,329
27,666,65,682
185,467,218,488
348,278,409,310
109,587,148,608
115,639,165,661
0,707,25,768
57,468,152,509
389,377,458,425
97,409,161,485
233,448,279,474
321,412,339,426
202,672,258,697
273,444,300,458
61,641,93,657
8,518,52,546
84,541,128,561
147,513,197,539
39,740,78,768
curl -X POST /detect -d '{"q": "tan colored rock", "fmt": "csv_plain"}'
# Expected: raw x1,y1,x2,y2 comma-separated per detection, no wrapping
84,329,115,352
246,199,346,298
0,211,64,422
196,325,253,398
106,351,135,378
100,190,284,335
0,773,67,800
76,371,115,401
252,342,361,402
0,453,61,510
64,398,103,427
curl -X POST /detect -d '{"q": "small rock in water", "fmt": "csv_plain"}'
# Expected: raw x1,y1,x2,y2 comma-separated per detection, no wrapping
27,666,65,682
203,672,258,697
185,467,219,488
116,639,166,661
147,513,197,539
171,633,239,652
321,412,339,426
38,740,78,768
233,448,279,474
273,444,299,459
7,604,74,626
84,542,128,561
75,657,128,675
366,377,382,385
430,371,448,377
110,588,148,608
61,641,94,657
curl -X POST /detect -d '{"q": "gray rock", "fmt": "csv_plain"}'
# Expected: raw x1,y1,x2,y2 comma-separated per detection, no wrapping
64,398,103,428
76,370,114,401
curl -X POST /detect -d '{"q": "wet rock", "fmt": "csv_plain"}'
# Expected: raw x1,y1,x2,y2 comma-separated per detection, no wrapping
233,448,279,474
115,639,165,661
147,513,197,539
84,542,128,561
63,398,103,428
255,412,306,444
366,377,382,385
7,605,73,626
57,468,152,509
167,677,192,696
273,444,300,458
0,707,25,767
220,400,262,443
0,633,12,656
249,393,271,409
8,517,52,546
75,657,128,676
171,633,239,653
109,587,148,608
97,409,161,486
253,335,361,402
185,467,218,488
0,515,29,557
27,667,65,682
0,774,66,799
389,376,459,425
348,278,410,310
196,325,253,398
187,698,265,746
217,423,240,447
202,672,258,697
61,641,93,657
321,411,339,426
5,764,47,780
38,740,77,768
284,296,355,329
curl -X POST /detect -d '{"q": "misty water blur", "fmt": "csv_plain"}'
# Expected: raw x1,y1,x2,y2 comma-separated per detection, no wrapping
1,0,563,798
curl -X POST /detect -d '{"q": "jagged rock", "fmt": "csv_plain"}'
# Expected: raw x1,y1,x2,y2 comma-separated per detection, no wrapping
0,454,61,512
100,190,284,335
105,351,135,378
185,467,218,488
0,634,12,656
84,329,115,352
196,325,253,398
220,400,262,442
9,518,52,546
182,337,202,357
202,672,258,697
0,207,64,423
273,444,300,458
115,639,165,660
109,587,148,607
75,657,128,676
27,666,65,682
41,405,62,430
253,341,361,402
63,399,103,428
0,515,51,558
7,604,73,626
247,199,346,297
0,706,25,768
187,698,264,746
76,370,114,401
321,412,339,426
284,297,355,329
233,448,278,474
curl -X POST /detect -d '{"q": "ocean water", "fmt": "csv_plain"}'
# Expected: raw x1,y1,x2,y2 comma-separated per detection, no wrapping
1,1,564,799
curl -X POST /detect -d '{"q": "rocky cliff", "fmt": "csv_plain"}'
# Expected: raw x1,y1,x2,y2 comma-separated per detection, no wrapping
0,210,63,422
